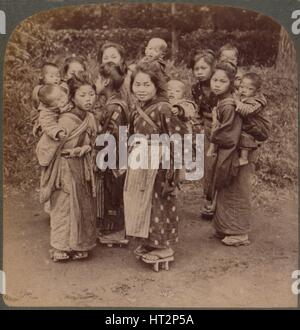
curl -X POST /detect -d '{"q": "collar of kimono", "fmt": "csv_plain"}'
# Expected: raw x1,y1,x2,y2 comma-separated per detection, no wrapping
217,95,236,108
106,93,122,105
64,112,91,142
140,96,169,110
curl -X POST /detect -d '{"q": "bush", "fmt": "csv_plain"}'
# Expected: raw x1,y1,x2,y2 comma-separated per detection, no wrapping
179,29,279,66
3,20,297,191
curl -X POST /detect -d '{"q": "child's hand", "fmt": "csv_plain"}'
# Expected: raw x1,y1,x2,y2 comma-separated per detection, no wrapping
235,100,243,112
79,145,92,157
206,144,217,157
98,124,103,133
206,150,214,157
171,106,179,116
57,130,67,140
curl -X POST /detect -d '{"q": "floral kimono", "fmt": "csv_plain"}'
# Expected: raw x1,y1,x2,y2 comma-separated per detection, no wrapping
38,110,97,252
124,97,188,249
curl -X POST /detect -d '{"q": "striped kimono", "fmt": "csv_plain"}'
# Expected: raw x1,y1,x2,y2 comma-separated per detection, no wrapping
38,110,97,252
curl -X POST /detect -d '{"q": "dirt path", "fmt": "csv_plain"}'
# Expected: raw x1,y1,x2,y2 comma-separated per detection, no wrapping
2,184,298,308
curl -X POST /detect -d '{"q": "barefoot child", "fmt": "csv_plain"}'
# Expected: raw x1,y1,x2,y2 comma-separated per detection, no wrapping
167,79,198,189
167,79,198,133
138,37,168,76
94,62,129,246
35,84,73,166
234,72,269,165
31,62,69,136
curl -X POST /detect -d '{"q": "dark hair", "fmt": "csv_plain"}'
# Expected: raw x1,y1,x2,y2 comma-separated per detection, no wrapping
63,56,86,77
130,61,167,98
189,49,215,70
214,60,237,82
242,72,262,90
98,62,125,92
218,43,239,59
38,84,63,106
68,71,96,100
97,42,128,74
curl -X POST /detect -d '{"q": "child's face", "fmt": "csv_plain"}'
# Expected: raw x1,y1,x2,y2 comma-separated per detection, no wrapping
132,72,157,102
238,77,257,98
73,85,96,111
102,47,122,65
210,69,231,96
145,40,163,60
193,58,212,82
219,50,238,66
43,66,61,85
66,62,85,80
167,81,185,104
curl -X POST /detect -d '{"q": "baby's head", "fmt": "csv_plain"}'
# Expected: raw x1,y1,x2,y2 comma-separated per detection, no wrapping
38,84,69,109
167,80,186,104
41,63,61,85
239,72,262,98
145,38,168,61
63,56,86,81
190,49,215,82
218,44,239,66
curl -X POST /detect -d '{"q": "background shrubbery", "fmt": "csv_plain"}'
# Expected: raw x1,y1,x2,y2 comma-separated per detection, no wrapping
3,4,297,192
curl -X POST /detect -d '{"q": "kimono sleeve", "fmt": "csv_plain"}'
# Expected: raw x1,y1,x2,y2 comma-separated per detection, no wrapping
159,103,189,136
211,105,242,149
39,107,65,140
104,104,125,139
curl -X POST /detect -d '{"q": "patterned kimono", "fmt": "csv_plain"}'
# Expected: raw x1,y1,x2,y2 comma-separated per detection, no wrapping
38,110,97,252
124,97,187,249
95,93,128,232
210,96,252,236
192,80,218,200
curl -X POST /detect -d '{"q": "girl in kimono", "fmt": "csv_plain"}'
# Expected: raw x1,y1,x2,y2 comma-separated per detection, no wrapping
94,62,129,245
123,61,187,265
98,42,133,114
190,49,218,219
37,73,98,261
209,60,251,246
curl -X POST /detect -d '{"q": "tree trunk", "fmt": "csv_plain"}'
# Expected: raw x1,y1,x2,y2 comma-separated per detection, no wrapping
171,3,179,60
276,26,296,74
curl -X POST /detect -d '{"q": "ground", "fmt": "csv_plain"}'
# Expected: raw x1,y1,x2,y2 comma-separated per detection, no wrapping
2,183,298,308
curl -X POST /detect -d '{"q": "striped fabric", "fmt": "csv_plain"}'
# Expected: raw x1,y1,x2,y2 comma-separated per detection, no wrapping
124,167,158,238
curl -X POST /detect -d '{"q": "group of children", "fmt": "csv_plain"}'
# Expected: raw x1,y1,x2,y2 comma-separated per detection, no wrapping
32,37,270,260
